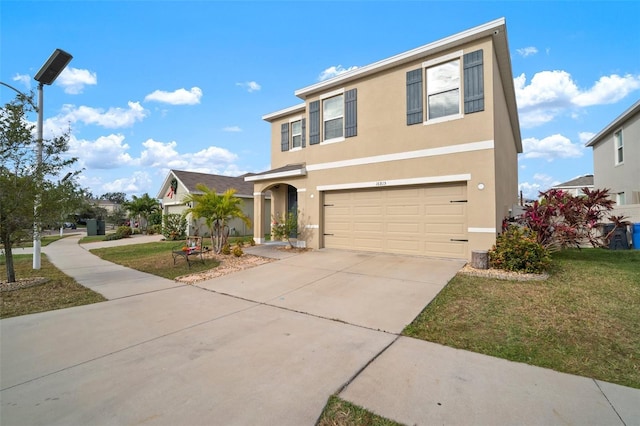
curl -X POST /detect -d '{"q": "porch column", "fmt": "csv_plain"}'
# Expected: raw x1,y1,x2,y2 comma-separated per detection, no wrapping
253,192,265,244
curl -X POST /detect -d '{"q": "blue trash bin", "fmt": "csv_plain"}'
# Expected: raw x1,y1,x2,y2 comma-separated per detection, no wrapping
633,223,640,250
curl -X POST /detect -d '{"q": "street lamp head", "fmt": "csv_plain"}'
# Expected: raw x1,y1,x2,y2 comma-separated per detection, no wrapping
34,49,73,85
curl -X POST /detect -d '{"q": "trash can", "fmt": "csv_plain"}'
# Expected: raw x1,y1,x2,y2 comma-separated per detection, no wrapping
86,219,97,236
604,224,629,250
633,223,640,250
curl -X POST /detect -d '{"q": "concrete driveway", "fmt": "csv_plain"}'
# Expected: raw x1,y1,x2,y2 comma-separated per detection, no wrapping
0,241,463,425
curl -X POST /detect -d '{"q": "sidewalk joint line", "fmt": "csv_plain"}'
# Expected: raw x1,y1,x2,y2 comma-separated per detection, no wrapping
593,379,626,425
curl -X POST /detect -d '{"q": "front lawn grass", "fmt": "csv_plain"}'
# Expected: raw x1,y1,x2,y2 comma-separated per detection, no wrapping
317,395,402,426
1,254,107,319
89,241,220,280
403,248,640,389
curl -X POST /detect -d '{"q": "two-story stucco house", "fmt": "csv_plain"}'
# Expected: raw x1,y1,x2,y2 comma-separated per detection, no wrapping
246,18,522,260
586,99,640,222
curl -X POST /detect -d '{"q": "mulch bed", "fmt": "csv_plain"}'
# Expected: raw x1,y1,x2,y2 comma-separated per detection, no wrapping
0,277,51,292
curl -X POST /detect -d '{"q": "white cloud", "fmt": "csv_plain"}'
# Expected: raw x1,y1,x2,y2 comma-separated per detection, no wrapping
318,65,358,81
223,126,242,132
69,134,135,169
50,101,148,130
236,81,261,93
12,73,31,89
521,134,584,161
101,171,153,195
579,131,595,144
138,139,238,172
516,47,538,57
144,87,202,105
519,174,560,200
572,74,640,106
57,67,97,94
515,71,640,128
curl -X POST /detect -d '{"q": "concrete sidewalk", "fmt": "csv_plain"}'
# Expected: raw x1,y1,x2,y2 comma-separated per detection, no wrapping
2,236,639,425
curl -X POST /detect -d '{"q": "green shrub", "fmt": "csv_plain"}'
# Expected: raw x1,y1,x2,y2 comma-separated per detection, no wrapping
232,244,243,257
249,238,256,246
116,226,132,238
105,233,123,241
147,224,162,235
162,214,186,241
221,244,231,255
489,226,551,274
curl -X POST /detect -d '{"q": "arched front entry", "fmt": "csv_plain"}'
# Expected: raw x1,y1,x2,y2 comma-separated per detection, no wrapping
252,182,298,244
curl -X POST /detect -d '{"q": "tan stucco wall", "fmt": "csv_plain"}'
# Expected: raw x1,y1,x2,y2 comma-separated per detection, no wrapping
492,47,520,231
255,36,519,259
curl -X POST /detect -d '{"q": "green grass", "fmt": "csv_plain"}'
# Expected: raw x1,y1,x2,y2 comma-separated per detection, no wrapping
403,248,640,389
89,241,220,280
317,395,403,426
1,254,107,319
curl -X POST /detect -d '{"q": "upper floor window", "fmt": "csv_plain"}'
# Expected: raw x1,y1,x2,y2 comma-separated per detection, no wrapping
614,129,623,164
406,49,484,125
291,120,302,148
323,94,344,140
280,118,305,152
616,192,626,206
308,88,357,145
427,59,460,120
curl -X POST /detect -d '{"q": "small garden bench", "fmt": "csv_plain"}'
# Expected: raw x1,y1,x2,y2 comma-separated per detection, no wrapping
172,236,206,268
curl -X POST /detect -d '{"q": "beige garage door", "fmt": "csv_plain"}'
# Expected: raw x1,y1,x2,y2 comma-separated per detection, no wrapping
323,182,467,258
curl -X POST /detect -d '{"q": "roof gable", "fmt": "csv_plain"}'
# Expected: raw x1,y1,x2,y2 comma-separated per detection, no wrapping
586,99,640,147
553,174,594,188
158,170,256,200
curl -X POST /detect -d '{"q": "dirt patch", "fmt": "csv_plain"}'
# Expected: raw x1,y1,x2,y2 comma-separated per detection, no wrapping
459,264,549,281
175,251,275,284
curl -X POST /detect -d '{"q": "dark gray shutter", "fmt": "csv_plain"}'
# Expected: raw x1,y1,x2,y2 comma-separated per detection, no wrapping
309,100,320,145
281,122,289,151
406,69,423,125
464,49,484,114
301,118,306,147
345,88,357,138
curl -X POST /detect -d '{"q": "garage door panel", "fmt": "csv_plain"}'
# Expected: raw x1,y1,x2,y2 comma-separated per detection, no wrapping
324,183,467,258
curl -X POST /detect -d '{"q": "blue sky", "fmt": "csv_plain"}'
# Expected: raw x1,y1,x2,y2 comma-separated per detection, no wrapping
2,1,639,200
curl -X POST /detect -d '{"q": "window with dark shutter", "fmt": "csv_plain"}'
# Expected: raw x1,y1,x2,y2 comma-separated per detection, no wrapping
463,49,484,114
406,69,423,125
281,122,289,151
301,118,306,147
345,88,357,138
309,100,320,145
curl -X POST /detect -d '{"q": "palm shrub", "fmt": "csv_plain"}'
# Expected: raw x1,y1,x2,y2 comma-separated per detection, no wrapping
489,226,551,274
271,211,298,248
182,184,251,254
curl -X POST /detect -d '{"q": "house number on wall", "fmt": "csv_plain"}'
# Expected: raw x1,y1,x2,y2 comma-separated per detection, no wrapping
375,181,387,187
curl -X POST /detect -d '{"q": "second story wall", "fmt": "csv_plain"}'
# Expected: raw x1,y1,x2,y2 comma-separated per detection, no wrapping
592,111,640,204
269,37,496,170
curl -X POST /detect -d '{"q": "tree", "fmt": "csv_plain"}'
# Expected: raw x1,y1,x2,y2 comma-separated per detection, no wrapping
122,193,160,233
99,192,127,204
1,94,80,283
182,184,251,253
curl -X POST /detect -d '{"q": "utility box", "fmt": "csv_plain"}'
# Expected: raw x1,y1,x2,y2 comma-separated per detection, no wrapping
97,220,106,236
86,219,97,236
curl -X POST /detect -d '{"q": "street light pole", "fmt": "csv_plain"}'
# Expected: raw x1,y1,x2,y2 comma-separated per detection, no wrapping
32,48,73,269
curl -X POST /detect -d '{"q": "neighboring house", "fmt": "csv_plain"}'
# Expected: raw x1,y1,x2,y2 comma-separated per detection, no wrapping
552,174,594,197
157,170,270,237
90,199,121,214
586,99,640,222
246,18,522,260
